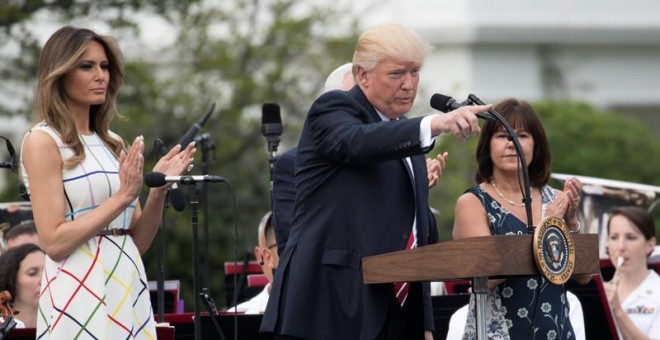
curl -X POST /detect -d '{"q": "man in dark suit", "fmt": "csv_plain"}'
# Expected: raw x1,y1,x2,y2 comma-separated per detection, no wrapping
272,63,355,256
261,23,489,339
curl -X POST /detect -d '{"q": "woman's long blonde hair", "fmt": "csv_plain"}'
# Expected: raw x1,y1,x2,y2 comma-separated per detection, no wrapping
34,26,125,168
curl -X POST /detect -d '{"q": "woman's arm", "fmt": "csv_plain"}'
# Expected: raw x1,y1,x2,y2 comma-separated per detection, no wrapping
603,281,653,340
452,193,490,240
453,192,504,289
23,132,145,261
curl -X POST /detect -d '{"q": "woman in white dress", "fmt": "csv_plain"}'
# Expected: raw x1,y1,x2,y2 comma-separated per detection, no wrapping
20,26,195,339
604,206,660,339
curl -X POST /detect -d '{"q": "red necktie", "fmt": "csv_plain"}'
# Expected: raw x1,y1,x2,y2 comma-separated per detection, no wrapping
393,230,416,306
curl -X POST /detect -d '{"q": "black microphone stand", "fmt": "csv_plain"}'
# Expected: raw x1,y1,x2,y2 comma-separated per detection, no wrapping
195,133,216,297
266,141,278,213
156,192,170,323
188,184,203,340
184,180,228,340
200,288,228,340
468,94,534,231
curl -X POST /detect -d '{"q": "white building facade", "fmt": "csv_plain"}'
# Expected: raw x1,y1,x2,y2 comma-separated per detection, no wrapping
361,0,660,119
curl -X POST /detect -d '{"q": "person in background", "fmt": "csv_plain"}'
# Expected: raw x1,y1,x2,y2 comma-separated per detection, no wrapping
2,220,40,250
604,206,660,339
0,243,45,328
453,98,590,339
228,211,279,314
262,23,489,339
323,62,355,93
20,26,195,338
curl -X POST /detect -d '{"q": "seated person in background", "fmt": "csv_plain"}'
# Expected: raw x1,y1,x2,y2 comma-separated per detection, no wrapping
0,243,45,328
3,220,40,250
445,290,586,340
604,206,660,339
227,211,278,314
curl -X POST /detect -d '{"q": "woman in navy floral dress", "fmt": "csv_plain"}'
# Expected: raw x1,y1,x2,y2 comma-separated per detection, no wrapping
452,98,591,339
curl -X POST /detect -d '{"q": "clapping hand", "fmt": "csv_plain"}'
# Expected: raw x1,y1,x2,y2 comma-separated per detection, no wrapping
546,177,582,230
118,135,145,200
151,142,197,189
426,151,448,188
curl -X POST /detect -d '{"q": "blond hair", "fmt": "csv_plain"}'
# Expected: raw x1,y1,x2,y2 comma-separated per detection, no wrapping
352,23,432,72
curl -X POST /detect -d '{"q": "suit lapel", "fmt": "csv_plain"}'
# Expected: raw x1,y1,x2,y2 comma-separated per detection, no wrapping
401,158,415,194
351,86,420,197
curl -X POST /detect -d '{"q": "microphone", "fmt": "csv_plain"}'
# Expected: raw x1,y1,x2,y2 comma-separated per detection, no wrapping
0,136,17,172
178,102,216,147
261,103,282,152
430,93,496,122
155,138,186,211
144,172,226,188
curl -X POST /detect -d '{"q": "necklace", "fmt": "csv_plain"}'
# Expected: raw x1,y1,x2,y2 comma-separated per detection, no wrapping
490,181,525,207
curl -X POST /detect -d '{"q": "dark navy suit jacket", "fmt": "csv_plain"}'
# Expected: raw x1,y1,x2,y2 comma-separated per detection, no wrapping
272,146,297,256
261,86,436,339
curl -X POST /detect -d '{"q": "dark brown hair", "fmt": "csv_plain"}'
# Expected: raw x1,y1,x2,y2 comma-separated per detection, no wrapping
3,220,37,243
474,98,551,186
608,206,656,250
0,243,44,300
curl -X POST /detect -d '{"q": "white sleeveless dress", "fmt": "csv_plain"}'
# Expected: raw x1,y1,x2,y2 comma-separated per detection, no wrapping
20,122,156,339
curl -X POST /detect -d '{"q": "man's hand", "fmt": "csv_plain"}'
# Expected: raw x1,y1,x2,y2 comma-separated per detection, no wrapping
430,104,491,141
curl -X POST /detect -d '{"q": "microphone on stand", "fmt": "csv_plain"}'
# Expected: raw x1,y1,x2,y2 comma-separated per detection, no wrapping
430,93,497,122
178,102,216,147
144,172,226,187
0,136,17,172
261,103,282,153
261,102,282,222
155,139,186,211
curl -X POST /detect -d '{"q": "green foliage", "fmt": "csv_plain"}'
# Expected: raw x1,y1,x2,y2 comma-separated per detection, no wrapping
0,0,358,308
535,101,660,185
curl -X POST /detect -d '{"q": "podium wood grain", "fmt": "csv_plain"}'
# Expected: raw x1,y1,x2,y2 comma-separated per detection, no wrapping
363,234,599,284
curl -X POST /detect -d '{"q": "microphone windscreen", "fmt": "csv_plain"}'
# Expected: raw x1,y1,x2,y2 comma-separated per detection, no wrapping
169,186,186,211
430,93,453,112
261,103,281,125
144,172,167,188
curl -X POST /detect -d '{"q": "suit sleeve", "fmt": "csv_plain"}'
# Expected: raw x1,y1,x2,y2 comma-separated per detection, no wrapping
307,91,429,164
272,148,297,255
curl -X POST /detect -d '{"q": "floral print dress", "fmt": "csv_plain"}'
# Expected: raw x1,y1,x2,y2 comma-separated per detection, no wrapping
462,185,575,340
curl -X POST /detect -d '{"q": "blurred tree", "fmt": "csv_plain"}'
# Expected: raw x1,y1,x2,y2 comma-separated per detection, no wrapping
0,0,359,307
428,100,660,241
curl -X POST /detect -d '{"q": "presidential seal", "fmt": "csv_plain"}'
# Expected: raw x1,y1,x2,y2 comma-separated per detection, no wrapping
533,216,575,285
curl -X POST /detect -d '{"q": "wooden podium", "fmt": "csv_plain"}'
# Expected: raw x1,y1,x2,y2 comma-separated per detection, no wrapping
363,234,600,339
